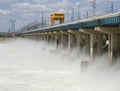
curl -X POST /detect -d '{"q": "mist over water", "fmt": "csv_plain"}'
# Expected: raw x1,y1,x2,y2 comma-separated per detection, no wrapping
0,38,120,91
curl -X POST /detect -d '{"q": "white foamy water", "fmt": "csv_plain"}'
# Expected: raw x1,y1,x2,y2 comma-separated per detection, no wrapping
0,38,120,91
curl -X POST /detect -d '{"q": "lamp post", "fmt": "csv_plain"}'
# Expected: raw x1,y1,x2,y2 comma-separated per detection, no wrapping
71,7,74,21
111,2,113,13
78,6,80,20
93,0,96,16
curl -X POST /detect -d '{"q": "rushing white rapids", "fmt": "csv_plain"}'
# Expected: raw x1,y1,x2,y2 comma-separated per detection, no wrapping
0,38,120,91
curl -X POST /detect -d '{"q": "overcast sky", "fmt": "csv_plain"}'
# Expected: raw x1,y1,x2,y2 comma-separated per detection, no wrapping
0,0,120,32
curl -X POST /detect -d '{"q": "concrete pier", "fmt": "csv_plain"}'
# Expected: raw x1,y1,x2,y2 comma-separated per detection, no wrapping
21,26,120,65
60,32,68,49
79,28,97,60
95,26,120,65
18,12,120,66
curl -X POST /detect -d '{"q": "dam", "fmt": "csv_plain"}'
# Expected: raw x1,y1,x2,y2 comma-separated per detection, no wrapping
17,12,120,65
0,2,120,90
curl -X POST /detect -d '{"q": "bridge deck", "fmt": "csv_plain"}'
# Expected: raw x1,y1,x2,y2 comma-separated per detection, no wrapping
21,12,120,34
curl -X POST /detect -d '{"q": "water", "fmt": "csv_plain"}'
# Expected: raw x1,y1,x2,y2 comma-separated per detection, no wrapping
0,38,120,91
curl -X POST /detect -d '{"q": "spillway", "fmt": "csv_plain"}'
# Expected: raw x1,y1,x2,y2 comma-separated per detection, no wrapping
0,38,120,91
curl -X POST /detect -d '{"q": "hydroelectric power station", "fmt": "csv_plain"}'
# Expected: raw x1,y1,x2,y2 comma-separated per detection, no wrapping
16,11,120,66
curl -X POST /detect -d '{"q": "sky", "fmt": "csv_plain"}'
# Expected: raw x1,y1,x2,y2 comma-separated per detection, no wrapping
0,0,120,32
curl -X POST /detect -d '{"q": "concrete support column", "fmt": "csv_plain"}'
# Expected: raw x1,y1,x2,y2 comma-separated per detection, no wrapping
43,34,45,40
45,35,47,41
85,34,90,52
43,35,45,40
68,34,73,55
41,35,43,40
50,35,53,42
97,33,103,54
61,34,64,48
109,33,117,65
90,34,95,60
37,33,39,40
55,34,58,48
76,34,81,55
42,35,44,40
37,33,40,40
39,35,41,40
45,35,47,40
108,34,111,60
46,35,49,43
118,35,120,55
36,33,38,39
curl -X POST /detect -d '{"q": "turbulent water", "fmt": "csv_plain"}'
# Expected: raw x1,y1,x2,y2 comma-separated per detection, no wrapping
0,38,120,91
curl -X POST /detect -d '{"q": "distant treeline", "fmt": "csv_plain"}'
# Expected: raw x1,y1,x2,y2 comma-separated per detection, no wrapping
0,33,15,37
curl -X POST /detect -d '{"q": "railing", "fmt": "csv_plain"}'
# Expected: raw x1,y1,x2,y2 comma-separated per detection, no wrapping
66,8,120,23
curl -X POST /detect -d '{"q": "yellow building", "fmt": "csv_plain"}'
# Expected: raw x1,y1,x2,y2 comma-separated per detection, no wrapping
50,12,64,26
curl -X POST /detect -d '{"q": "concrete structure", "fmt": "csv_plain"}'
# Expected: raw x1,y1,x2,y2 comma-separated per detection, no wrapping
17,12,120,66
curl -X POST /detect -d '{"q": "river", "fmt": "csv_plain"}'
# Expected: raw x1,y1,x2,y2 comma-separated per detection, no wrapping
0,38,120,91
